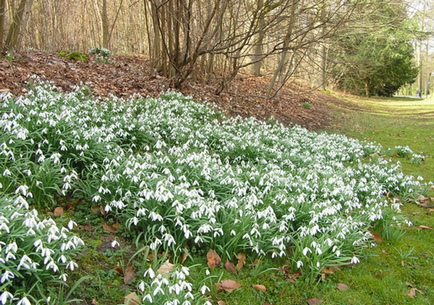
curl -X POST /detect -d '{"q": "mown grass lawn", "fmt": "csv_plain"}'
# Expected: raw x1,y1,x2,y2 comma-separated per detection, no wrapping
318,94,434,305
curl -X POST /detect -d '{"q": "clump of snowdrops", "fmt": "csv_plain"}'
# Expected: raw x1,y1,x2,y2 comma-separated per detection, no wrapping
1,78,429,302
0,193,84,304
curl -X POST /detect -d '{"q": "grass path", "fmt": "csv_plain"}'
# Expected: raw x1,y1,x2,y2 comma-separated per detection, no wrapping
326,95,434,183
314,94,434,305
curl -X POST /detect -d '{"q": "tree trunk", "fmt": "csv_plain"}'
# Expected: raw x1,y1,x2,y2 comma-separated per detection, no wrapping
365,77,370,97
0,0,5,51
16,0,33,51
251,0,264,75
101,0,109,48
3,0,27,54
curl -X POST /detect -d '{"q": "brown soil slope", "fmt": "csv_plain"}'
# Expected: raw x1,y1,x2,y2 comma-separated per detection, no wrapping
0,52,343,130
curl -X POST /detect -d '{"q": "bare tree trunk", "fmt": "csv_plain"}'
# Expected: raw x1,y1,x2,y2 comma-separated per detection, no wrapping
266,1,296,98
251,0,264,75
0,0,5,51
3,0,27,54
16,0,33,50
101,0,109,48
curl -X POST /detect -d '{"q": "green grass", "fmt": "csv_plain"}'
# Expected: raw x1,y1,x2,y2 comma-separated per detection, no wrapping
311,94,434,305
326,96,434,183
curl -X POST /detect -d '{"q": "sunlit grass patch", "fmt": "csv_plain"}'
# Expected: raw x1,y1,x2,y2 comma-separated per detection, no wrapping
1,80,431,304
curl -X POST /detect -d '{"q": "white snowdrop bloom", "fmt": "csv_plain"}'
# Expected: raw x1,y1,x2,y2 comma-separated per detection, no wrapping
59,273,68,282
302,247,312,256
17,297,31,305
111,240,120,248
184,292,194,300
66,261,78,271
351,256,360,264
5,242,17,253
67,220,77,230
0,222,9,233
200,285,210,295
45,260,59,272
0,291,14,304
0,271,14,283
142,294,152,302
297,261,304,269
153,285,165,296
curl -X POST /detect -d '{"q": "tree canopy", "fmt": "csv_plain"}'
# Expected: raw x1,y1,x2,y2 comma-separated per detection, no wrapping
329,1,419,96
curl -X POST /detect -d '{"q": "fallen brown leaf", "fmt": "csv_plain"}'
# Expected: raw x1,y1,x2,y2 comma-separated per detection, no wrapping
418,225,433,230
253,284,266,292
217,301,226,305
157,259,175,276
337,283,349,291
407,288,424,298
102,223,117,233
248,258,260,267
91,206,101,214
115,266,123,275
401,260,405,267
406,282,414,287
54,207,64,217
100,205,106,216
369,231,382,243
321,268,334,275
181,247,188,264
124,263,136,285
307,298,324,305
207,249,221,271
124,293,140,305
236,253,246,271
218,280,241,293
225,259,237,275
382,250,388,255
427,208,434,212
78,224,94,231
91,299,99,305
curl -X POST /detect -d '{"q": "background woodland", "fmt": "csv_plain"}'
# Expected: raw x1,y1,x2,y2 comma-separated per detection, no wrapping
0,0,433,97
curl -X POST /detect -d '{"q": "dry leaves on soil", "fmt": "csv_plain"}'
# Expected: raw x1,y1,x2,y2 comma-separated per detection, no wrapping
54,207,64,217
369,231,382,243
253,284,266,292
124,293,140,305
207,249,221,271
407,288,425,299
236,253,246,271
217,280,241,293
124,263,136,284
157,259,175,276
418,225,433,230
307,298,324,305
224,259,237,275
102,222,119,233
337,283,350,291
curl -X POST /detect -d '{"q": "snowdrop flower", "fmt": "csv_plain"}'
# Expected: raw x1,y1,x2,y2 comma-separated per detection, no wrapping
302,247,312,256
66,261,78,271
144,268,156,279
0,291,14,304
142,294,152,302
111,240,119,248
17,297,31,305
1,271,14,283
200,285,210,295
297,261,304,268
351,256,360,264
